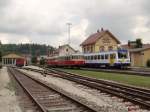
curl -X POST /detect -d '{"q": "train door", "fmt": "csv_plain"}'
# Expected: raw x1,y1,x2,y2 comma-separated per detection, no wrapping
109,53,116,66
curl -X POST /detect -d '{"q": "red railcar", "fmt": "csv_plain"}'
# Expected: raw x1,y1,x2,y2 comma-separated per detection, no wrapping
16,58,25,67
47,54,85,67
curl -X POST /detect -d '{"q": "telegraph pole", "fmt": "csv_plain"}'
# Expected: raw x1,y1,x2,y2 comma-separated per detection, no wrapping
66,22,72,45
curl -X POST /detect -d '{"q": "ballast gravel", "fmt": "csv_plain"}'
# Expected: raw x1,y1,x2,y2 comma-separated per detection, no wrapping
19,67,150,112
0,67,22,112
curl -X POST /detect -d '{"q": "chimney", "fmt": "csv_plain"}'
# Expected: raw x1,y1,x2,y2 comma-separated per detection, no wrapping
101,27,104,31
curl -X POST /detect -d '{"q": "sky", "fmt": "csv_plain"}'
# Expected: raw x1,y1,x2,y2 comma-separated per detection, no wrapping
0,0,150,50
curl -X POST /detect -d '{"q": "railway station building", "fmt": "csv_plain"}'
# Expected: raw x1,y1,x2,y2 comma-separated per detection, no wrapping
122,44,150,67
48,44,78,57
129,47,150,67
2,53,26,66
80,28,121,53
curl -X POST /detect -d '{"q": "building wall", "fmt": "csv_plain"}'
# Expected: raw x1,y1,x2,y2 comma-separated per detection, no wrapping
142,49,150,67
82,34,119,53
59,45,76,56
95,34,118,52
130,52,142,67
130,49,150,67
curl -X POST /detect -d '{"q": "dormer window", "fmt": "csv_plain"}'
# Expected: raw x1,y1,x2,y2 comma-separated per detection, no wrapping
66,49,68,52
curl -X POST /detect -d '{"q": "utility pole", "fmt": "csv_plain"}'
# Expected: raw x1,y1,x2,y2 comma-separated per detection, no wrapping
29,40,32,65
66,22,72,45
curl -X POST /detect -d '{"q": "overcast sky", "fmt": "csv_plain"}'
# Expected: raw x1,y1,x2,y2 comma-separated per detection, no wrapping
0,0,150,50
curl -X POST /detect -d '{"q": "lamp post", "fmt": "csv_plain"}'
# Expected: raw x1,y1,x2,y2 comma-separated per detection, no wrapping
66,22,72,45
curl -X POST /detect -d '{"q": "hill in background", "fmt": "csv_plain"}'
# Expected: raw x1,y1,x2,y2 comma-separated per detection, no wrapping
1,43,54,56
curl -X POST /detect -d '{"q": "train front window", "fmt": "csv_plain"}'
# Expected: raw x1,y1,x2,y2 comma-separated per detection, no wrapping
118,51,128,59
110,53,116,59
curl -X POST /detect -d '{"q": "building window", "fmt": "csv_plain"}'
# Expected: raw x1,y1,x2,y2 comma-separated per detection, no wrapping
87,47,90,52
91,46,93,52
99,46,104,52
66,48,68,52
84,48,86,53
108,46,113,51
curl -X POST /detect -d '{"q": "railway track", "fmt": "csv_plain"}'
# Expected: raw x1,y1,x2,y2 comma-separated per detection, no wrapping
23,67,150,110
8,67,96,112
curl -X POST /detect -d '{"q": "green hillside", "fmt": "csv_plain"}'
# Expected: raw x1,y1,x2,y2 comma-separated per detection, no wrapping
1,43,54,56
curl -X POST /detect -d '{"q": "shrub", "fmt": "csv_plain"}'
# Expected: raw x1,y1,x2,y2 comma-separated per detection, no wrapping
146,59,150,67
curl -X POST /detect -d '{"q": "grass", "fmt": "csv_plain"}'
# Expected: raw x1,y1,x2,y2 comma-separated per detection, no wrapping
60,68,150,89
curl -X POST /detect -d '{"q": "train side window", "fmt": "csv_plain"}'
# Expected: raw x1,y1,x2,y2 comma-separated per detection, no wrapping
94,55,97,60
85,56,87,60
101,55,104,60
105,54,108,59
86,56,88,60
91,56,93,60
98,55,100,59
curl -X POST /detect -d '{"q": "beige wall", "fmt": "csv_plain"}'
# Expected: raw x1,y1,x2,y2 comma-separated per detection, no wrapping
59,46,76,56
130,49,150,67
142,49,150,67
130,52,142,67
95,34,118,52
82,34,119,53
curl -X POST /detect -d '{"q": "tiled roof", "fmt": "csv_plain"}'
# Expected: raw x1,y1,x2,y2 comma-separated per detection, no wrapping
59,44,76,51
129,47,150,52
2,53,24,59
121,44,150,50
80,30,121,46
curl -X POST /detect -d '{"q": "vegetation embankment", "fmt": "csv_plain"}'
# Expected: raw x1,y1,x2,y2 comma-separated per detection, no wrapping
1,43,54,56
61,68,150,89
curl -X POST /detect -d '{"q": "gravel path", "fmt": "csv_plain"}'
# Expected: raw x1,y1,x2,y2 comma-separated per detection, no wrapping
0,67,22,112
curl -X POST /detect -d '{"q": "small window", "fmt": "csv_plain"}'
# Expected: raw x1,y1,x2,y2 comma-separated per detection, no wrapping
85,56,87,60
94,55,97,60
66,48,68,52
101,55,104,60
84,48,86,53
105,54,108,59
99,46,104,52
98,55,101,59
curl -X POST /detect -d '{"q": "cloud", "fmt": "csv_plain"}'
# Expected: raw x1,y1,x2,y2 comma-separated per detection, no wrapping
0,0,150,50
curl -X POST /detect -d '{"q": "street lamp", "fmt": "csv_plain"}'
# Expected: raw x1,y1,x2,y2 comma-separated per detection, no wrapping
66,22,72,45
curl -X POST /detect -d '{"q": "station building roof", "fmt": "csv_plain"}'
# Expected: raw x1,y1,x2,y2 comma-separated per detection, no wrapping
129,47,150,52
80,29,121,46
2,53,24,59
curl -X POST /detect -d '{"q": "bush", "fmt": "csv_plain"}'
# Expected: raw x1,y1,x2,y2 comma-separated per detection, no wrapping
146,59,150,67
40,57,46,65
31,56,38,64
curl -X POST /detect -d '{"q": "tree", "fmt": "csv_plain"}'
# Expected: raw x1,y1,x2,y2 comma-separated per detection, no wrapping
31,56,38,64
40,57,46,65
136,38,143,48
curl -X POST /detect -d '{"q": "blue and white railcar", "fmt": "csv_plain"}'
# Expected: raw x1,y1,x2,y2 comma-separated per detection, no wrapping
84,50,130,68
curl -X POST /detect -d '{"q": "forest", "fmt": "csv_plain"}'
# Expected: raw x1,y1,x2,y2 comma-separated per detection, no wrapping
0,43,54,56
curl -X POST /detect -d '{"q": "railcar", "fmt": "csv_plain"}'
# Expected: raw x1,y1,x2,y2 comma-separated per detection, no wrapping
46,49,130,68
46,53,85,67
16,58,25,67
84,49,130,68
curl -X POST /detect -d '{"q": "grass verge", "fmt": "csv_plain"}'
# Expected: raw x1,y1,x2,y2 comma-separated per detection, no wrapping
60,68,150,89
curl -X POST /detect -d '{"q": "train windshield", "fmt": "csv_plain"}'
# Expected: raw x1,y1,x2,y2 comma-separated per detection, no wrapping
118,50,128,59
